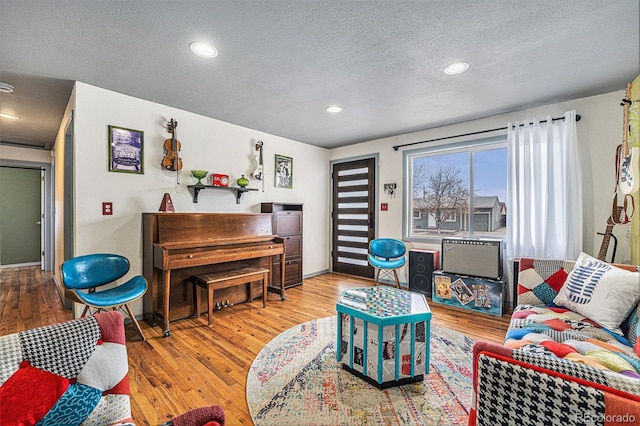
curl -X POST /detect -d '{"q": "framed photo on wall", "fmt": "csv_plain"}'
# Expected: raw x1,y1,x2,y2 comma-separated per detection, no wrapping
275,154,293,189
108,125,144,174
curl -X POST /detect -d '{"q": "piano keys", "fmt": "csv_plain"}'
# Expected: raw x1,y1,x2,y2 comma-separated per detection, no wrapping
142,212,286,337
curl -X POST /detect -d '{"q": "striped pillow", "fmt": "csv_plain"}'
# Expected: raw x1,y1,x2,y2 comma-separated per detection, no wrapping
553,252,640,333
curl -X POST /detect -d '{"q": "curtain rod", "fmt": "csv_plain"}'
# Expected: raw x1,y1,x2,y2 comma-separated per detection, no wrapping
392,114,581,151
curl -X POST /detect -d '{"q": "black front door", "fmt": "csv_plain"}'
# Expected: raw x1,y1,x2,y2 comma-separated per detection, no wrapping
331,158,375,278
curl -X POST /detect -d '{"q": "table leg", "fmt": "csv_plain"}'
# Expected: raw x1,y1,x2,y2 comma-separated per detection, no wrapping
279,252,286,300
336,313,342,362
262,272,267,307
194,279,201,318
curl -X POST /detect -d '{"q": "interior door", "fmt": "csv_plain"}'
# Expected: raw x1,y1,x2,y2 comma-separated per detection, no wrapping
0,166,42,265
331,158,375,278
40,169,45,268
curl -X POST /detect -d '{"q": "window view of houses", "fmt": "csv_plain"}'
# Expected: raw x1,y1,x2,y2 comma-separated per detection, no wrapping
409,144,507,239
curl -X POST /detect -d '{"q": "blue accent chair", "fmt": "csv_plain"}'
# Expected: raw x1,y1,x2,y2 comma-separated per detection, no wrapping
368,238,406,288
61,253,148,340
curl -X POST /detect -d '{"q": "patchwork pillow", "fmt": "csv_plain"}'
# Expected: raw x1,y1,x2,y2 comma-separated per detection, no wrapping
517,258,569,306
553,252,640,333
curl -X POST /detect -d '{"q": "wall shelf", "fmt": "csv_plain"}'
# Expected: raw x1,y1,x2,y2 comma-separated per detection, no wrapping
187,185,258,204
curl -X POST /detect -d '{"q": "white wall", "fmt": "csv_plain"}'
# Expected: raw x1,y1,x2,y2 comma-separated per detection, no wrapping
329,90,629,285
0,145,52,163
67,82,329,316
52,84,76,301
4,83,627,312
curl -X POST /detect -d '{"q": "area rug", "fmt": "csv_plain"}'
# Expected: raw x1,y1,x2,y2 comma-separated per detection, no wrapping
246,316,475,425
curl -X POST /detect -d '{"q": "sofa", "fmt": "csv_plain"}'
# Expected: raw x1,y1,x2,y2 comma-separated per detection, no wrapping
0,311,227,426
0,311,132,425
470,253,640,425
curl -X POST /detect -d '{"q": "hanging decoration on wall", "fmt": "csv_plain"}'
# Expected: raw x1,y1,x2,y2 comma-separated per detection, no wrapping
162,118,182,183
384,183,397,197
108,125,144,174
275,154,293,189
618,84,639,196
612,84,637,224
252,140,265,191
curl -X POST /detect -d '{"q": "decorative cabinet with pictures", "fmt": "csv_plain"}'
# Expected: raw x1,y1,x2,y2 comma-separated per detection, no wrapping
431,270,505,317
261,203,303,289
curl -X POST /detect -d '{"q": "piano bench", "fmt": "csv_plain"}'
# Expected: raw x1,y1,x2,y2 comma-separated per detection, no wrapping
192,266,270,326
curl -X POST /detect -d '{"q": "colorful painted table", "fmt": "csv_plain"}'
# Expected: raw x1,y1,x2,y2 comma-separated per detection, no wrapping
336,286,431,388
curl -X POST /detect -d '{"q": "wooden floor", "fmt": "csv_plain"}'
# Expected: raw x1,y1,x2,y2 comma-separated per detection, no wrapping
0,266,510,425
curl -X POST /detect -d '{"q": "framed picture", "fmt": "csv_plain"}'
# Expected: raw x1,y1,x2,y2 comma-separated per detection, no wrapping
275,154,293,188
450,278,474,305
108,125,144,174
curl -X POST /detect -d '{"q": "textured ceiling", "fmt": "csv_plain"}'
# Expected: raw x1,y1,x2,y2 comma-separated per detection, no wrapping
0,0,638,150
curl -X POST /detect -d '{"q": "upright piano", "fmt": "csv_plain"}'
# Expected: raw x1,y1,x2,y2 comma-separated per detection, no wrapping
142,212,286,337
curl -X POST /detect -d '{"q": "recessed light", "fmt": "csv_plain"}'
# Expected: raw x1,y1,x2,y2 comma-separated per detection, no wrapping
0,82,14,93
0,112,20,120
444,61,470,76
190,41,218,58
325,106,343,113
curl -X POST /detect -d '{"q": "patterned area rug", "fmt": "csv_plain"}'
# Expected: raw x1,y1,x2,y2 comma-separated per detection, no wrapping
247,316,475,425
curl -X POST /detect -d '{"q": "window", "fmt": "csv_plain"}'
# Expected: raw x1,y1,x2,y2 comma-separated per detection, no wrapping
404,137,507,241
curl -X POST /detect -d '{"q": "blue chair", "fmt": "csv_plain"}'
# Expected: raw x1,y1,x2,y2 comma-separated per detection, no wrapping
368,238,406,289
61,253,148,340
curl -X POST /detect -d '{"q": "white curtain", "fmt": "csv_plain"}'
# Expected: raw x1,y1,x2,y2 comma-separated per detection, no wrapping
507,110,582,260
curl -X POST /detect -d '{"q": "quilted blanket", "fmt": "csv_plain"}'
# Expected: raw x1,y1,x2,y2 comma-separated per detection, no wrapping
0,311,131,426
507,257,640,383
505,304,640,379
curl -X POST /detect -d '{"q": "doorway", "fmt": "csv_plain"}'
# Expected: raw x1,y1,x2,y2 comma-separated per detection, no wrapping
331,157,376,278
0,166,43,266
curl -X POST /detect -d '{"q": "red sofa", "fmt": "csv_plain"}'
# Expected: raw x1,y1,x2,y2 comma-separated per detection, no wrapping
469,256,640,425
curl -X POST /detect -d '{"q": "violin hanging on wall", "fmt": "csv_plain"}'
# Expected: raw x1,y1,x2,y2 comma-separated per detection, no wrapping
252,140,265,181
162,118,183,172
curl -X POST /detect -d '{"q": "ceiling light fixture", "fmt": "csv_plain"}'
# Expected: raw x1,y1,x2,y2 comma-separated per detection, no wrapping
190,41,218,58
443,61,470,76
0,82,15,93
0,112,20,120
325,106,343,113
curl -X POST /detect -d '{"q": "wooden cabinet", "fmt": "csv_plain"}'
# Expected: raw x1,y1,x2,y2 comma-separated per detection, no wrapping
261,203,303,289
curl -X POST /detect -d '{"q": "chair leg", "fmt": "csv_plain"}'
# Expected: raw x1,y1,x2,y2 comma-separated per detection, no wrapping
207,288,214,327
375,269,381,285
124,304,146,341
393,269,400,289
81,305,90,317
194,280,201,318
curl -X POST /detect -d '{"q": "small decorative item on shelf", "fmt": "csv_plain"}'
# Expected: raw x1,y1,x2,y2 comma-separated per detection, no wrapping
236,174,249,188
212,173,229,187
159,193,175,212
191,170,208,187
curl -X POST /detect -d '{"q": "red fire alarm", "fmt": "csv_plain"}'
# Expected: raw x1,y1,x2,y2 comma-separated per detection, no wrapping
381,203,388,211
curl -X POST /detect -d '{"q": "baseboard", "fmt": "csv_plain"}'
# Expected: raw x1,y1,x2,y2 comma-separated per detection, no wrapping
303,269,329,279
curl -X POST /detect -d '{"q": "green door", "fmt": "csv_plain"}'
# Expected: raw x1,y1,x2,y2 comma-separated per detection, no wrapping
0,167,42,265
